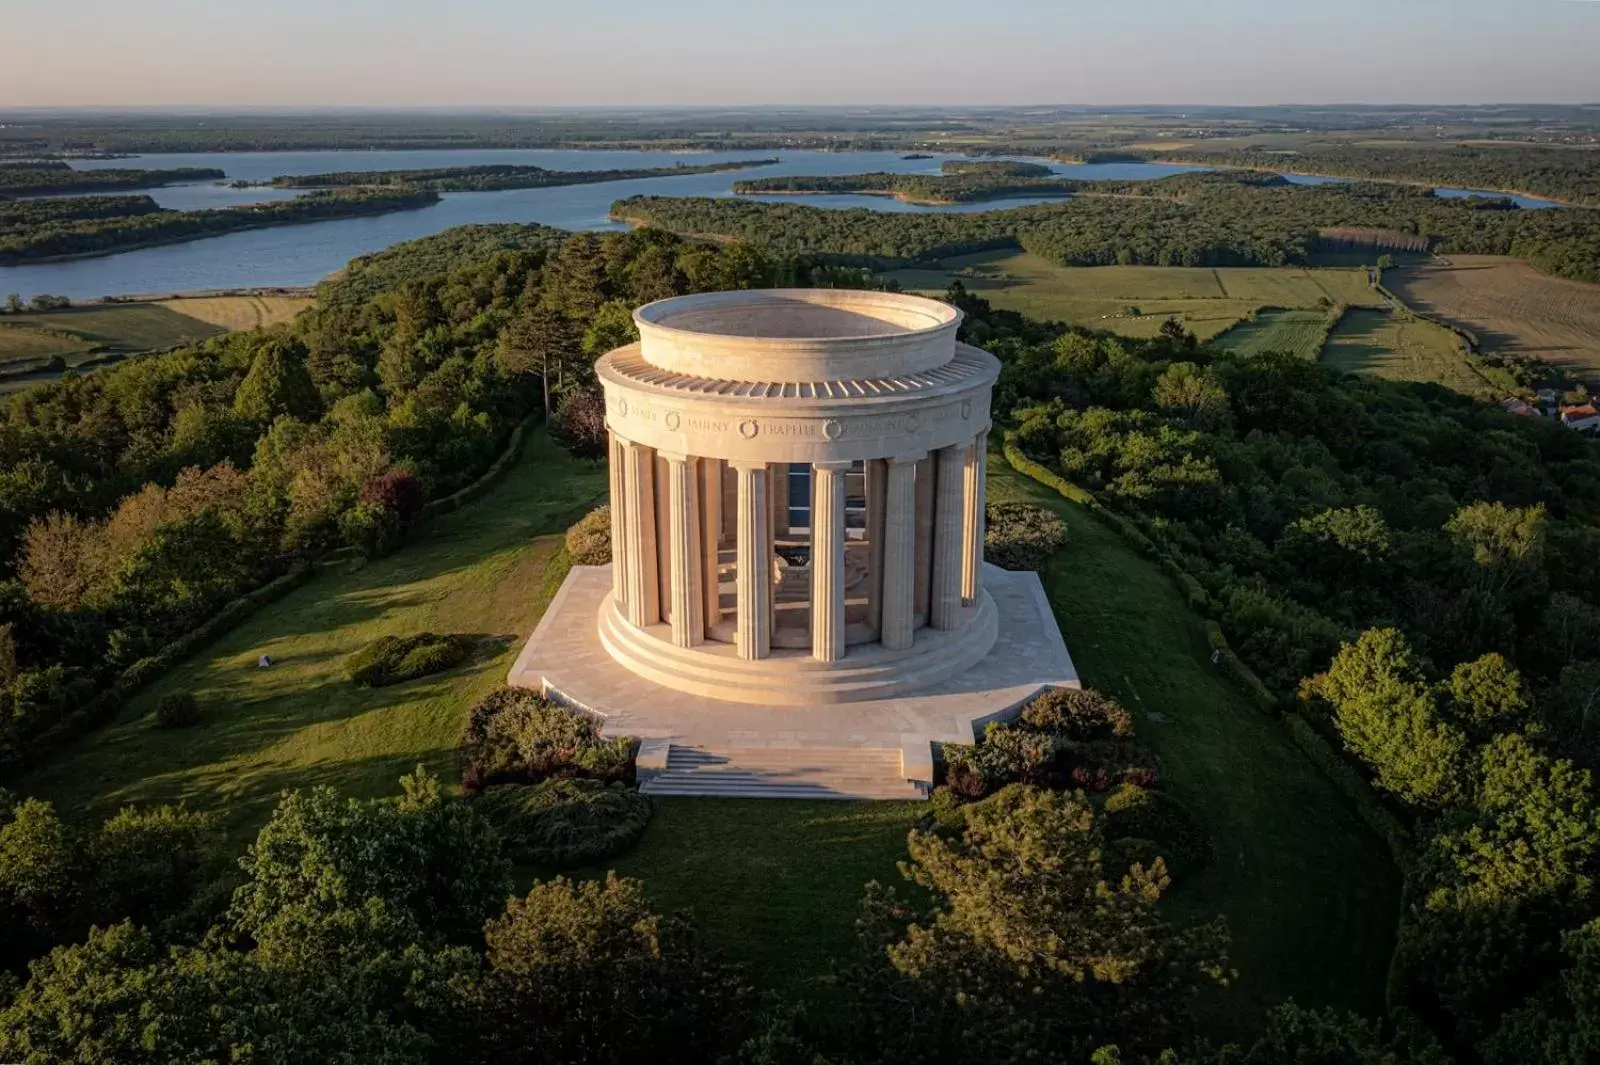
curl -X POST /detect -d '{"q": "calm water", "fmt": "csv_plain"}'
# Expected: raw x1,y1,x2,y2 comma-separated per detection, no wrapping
0,149,1559,299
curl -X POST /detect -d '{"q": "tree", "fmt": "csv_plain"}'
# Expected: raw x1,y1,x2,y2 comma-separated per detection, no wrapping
3,293,23,314
0,797,83,966
86,804,226,938
233,335,320,424
543,233,608,319
1446,653,1532,739
472,873,753,1065
551,389,607,460
1309,628,1470,808
17,511,104,610
229,767,510,956
1446,501,1547,600
582,299,640,358
498,304,581,419
1152,362,1229,430
839,785,1229,1064
1484,918,1600,1065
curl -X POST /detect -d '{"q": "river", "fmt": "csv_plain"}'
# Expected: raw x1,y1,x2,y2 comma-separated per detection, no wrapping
0,149,1562,300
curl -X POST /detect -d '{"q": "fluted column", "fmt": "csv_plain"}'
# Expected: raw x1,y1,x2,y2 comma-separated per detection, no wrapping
913,454,935,622
930,444,966,630
607,432,629,606
810,461,850,663
621,442,659,628
663,453,703,648
700,457,724,633
880,454,921,651
734,462,772,660
961,434,986,606
865,458,887,636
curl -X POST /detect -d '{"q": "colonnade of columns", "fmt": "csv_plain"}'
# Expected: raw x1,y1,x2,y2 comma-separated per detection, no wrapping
607,432,989,664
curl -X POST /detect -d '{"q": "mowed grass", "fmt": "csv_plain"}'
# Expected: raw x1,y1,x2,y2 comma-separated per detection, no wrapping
159,294,314,332
1323,307,1491,396
21,432,607,840
888,250,1379,341
1213,309,1331,360
986,455,1399,1036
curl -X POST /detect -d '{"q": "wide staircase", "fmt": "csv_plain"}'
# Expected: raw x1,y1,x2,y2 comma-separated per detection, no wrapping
638,743,928,801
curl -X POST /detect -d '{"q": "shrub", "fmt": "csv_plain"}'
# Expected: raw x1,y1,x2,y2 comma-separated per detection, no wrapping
551,389,607,460
474,778,652,867
343,632,472,687
1065,739,1160,791
1107,835,1165,876
1019,686,1134,740
460,686,635,792
985,501,1068,571
154,691,202,729
339,500,403,559
359,470,424,529
1103,783,1209,875
565,506,612,566
941,721,1054,797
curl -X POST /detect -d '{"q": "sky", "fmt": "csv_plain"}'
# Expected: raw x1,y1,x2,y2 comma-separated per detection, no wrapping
2,0,1597,108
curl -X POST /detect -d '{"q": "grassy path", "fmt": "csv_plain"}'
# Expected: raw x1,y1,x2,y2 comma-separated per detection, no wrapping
22,432,606,839
987,455,1399,1034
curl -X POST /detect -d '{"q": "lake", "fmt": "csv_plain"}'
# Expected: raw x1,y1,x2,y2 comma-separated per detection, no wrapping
0,149,1562,299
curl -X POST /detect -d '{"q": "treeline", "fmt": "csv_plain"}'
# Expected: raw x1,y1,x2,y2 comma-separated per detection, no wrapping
974,285,1600,1064
0,164,224,196
941,159,1054,177
733,169,1083,204
0,187,440,264
618,171,1600,282
254,158,778,192
1163,144,1600,205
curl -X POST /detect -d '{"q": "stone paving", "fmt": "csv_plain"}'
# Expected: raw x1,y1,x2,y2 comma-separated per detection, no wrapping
508,563,1079,787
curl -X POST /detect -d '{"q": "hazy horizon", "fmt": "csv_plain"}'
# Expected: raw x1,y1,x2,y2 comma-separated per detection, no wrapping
4,0,1597,109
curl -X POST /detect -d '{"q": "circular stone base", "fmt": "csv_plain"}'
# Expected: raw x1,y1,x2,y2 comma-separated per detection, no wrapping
597,592,999,706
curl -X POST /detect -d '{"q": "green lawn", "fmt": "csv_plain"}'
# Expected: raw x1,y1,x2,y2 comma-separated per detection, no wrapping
21,431,607,839
986,454,1399,1037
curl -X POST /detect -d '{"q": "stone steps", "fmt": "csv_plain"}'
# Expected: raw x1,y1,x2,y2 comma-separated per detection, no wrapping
639,744,927,801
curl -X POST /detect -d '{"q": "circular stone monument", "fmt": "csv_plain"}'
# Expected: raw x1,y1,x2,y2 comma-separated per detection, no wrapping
596,289,999,704
509,289,1078,798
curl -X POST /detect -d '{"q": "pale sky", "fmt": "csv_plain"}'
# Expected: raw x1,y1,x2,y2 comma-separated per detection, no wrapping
2,0,1597,107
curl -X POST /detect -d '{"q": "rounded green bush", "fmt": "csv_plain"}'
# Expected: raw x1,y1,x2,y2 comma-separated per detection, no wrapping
154,691,202,729
985,501,1068,571
475,778,652,867
1102,783,1210,876
565,505,612,566
1019,687,1134,741
344,632,471,687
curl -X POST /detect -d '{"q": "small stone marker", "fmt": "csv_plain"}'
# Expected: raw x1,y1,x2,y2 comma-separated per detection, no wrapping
258,654,272,668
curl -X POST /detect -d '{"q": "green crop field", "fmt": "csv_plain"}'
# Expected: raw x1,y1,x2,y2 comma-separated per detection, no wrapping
0,302,238,393
1322,307,1491,396
1213,309,1332,360
19,429,1398,1039
887,251,1380,341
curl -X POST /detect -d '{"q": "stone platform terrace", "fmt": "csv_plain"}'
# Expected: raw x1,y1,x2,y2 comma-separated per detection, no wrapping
508,564,1079,799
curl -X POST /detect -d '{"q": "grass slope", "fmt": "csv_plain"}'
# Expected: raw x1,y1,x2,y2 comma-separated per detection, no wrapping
1323,307,1490,396
21,432,606,839
985,455,1398,1036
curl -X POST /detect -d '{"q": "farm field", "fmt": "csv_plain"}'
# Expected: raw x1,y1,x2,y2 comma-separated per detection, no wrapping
1387,254,1600,381
0,299,296,393
1213,308,1333,360
1322,307,1490,395
158,293,314,331
887,250,1379,340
